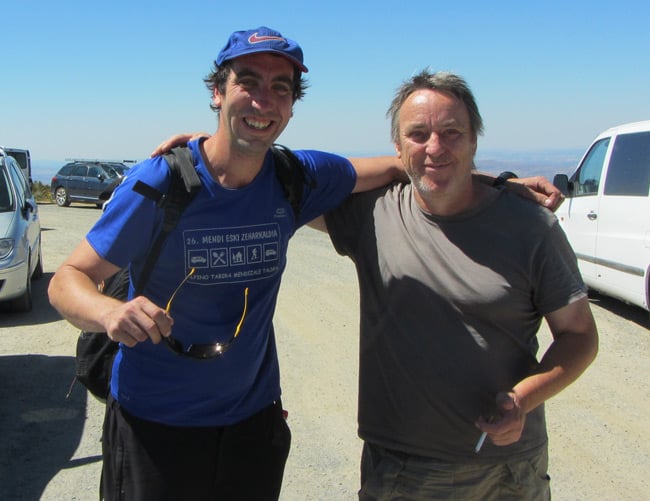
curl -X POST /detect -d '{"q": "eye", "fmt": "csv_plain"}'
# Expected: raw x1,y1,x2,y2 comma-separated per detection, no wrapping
237,77,257,91
442,129,462,140
406,130,428,143
272,83,292,96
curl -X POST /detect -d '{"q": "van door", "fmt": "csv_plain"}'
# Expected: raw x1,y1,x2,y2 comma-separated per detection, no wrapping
559,138,610,283
594,130,650,309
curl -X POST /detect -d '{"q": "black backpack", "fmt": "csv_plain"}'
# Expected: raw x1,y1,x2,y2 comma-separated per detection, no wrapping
69,144,311,401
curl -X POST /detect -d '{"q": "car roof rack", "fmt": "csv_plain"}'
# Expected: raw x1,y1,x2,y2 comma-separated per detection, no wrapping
64,158,138,164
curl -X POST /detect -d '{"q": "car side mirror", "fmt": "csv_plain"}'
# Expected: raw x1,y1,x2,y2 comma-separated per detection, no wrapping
553,174,573,196
22,200,35,217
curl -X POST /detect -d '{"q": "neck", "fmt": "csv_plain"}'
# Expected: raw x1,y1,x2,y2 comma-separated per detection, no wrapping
200,134,267,189
414,177,489,217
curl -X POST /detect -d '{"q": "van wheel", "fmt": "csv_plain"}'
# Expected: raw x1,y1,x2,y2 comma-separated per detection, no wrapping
55,186,70,207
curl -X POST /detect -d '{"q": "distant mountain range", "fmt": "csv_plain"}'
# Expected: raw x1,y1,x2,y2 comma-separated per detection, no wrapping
30,149,584,185
475,149,583,179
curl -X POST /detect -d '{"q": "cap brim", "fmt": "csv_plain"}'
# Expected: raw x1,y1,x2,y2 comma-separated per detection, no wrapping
219,48,308,73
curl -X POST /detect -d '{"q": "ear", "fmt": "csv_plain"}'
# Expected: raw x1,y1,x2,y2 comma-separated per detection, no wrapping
394,142,402,159
213,88,222,109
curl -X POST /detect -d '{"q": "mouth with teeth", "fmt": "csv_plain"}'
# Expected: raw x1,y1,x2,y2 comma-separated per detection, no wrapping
244,117,273,130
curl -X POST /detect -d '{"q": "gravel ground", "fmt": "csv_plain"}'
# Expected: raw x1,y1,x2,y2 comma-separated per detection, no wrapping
0,203,648,500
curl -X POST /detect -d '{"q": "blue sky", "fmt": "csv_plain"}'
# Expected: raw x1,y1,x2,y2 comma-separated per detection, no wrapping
2,0,649,180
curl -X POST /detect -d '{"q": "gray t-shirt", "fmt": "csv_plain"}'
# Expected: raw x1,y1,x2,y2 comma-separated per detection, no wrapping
326,182,587,463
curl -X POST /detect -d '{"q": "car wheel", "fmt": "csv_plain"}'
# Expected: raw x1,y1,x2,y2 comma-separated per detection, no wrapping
55,186,70,207
8,265,33,312
32,240,44,280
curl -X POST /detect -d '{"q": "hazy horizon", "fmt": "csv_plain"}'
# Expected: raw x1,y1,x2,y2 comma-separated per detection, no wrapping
29,148,583,185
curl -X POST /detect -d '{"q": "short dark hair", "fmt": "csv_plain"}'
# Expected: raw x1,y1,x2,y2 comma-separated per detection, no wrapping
387,70,484,143
203,61,308,112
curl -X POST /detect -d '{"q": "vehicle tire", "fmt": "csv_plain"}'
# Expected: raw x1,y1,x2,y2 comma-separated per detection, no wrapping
8,265,33,312
32,240,44,280
54,186,70,207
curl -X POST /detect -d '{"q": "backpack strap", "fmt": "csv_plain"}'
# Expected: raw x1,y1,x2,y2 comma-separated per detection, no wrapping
131,146,201,294
271,144,316,221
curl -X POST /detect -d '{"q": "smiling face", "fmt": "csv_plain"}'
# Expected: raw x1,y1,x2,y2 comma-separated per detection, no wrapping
395,88,478,213
213,53,296,156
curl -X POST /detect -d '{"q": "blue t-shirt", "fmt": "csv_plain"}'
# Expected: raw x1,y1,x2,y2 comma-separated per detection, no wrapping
87,140,356,426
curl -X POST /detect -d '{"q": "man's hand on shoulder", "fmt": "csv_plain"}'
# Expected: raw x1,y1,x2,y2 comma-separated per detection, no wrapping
474,172,565,211
150,132,211,157
508,175,565,211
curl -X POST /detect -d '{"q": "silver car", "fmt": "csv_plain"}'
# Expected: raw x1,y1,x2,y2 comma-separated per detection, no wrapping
0,150,43,312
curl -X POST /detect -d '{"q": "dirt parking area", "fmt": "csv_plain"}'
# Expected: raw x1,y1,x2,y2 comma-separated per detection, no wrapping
0,203,648,500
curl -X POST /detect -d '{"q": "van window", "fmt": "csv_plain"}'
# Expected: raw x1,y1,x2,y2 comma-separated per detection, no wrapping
572,138,609,196
604,131,650,196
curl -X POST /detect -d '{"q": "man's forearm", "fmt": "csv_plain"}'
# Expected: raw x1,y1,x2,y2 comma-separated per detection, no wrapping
348,156,405,193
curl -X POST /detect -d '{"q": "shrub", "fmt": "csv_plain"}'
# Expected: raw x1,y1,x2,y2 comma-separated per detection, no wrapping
31,181,52,203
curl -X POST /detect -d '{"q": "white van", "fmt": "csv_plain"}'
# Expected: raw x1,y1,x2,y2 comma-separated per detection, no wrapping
553,120,650,312
0,147,31,185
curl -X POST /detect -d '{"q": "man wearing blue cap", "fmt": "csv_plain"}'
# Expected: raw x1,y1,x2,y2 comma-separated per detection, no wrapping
49,26,406,500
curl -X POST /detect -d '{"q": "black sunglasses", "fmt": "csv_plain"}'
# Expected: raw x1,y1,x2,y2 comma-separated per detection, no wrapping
163,268,249,359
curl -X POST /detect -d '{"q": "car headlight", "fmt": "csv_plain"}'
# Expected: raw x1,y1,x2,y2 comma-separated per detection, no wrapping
0,238,15,260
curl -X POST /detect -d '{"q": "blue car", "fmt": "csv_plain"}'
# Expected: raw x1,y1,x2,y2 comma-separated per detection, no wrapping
0,149,43,312
50,161,125,208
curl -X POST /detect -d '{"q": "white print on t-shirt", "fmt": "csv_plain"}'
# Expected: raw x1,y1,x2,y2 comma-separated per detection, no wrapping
183,223,281,285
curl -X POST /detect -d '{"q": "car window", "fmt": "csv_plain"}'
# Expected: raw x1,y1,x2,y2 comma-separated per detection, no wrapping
7,159,27,208
71,165,88,177
107,165,121,178
0,167,15,212
102,164,121,178
108,163,130,176
572,138,609,196
11,159,31,197
88,166,103,178
603,131,650,196
59,164,74,175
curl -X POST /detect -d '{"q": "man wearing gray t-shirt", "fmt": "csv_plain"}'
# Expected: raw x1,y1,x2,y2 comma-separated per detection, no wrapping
321,70,598,500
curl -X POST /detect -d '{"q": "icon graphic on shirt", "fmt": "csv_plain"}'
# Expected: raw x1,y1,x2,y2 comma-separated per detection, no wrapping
230,246,245,266
211,249,227,267
188,250,209,269
263,243,279,262
248,244,262,263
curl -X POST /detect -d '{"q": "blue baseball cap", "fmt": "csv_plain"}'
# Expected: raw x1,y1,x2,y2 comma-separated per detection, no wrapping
216,26,308,73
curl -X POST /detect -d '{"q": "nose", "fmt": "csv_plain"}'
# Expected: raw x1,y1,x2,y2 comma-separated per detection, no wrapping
425,133,445,156
251,86,272,111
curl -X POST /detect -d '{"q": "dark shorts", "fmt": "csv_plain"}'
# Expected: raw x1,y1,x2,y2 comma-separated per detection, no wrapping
101,396,291,501
359,441,551,501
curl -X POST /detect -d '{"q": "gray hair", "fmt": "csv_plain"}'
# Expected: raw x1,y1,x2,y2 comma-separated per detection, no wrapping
386,70,484,143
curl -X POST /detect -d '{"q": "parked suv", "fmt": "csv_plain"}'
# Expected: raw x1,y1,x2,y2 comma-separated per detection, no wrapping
553,120,650,312
50,161,126,207
0,148,43,312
